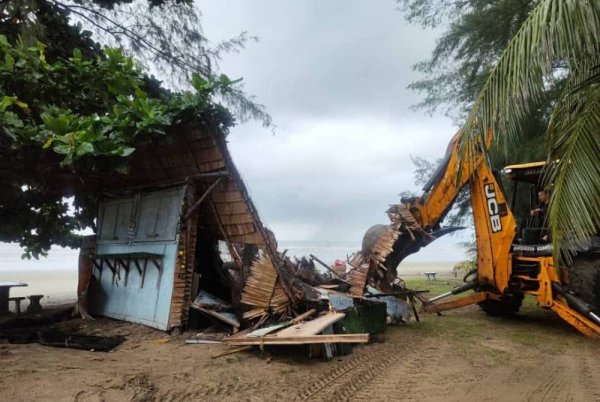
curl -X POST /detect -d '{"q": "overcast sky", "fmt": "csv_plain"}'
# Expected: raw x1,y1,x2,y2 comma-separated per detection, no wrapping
198,1,468,261
0,1,469,269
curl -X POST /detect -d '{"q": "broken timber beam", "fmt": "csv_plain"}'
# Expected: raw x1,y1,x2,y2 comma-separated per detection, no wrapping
222,333,369,345
292,308,317,324
211,346,253,359
184,177,223,220
310,254,340,278
422,291,501,314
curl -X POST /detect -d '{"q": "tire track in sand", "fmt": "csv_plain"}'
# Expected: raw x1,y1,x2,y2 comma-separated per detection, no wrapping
350,342,482,402
296,336,425,401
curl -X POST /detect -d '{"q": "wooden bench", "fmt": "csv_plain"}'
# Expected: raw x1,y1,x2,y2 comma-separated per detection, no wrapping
424,272,438,281
26,295,44,314
9,297,26,315
0,281,28,314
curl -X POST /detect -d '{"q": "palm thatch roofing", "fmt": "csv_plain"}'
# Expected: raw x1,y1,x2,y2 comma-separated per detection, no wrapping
70,123,276,248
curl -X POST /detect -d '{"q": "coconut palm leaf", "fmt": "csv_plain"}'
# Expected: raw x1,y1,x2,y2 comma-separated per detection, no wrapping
544,60,600,261
456,0,600,262
460,0,599,151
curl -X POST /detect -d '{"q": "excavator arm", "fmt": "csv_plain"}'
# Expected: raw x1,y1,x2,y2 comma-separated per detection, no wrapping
403,132,516,291
362,130,600,338
364,131,516,292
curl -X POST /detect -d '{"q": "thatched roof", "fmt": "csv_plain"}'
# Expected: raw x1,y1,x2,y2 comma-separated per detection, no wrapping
112,125,273,246
46,123,273,248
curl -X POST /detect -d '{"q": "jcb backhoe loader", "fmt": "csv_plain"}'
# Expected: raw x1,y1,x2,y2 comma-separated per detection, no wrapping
362,131,600,338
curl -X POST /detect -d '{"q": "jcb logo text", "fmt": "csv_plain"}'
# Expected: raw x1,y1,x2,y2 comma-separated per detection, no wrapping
484,184,502,233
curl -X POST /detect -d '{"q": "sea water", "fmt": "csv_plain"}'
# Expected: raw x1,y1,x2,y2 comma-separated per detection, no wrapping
0,240,463,302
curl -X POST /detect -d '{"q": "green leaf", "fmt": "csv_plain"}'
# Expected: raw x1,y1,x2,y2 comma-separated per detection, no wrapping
115,146,136,157
0,96,16,111
4,54,14,71
42,137,54,149
113,163,131,175
14,100,28,110
53,143,71,155
76,142,94,156
191,72,210,91
2,111,23,130
41,113,71,135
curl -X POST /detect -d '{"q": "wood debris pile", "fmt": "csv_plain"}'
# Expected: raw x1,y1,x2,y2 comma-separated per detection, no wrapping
240,255,290,320
190,237,423,360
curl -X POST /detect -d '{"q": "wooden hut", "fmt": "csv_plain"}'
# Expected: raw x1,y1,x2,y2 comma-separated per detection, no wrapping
86,124,286,331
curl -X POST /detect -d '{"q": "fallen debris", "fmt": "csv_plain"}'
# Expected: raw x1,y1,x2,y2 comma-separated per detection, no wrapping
192,290,232,311
37,330,126,352
240,255,291,320
184,339,222,344
211,345,253,359
273,313,345,337
222,333,369,346
192,307,240,328
0,328,125,352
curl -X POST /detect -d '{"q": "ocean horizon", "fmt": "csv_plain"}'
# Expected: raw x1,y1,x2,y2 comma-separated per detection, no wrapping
0,239,464,273
0,240,463,301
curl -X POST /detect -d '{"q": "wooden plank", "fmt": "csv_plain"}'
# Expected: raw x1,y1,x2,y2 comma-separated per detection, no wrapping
198,160,225,172
247,321,292,338
211,191,246,203
218,213,255,225
292,308,317,324
184,177,223,220
275,313,345,337
222,333,369,345
223,223,256,236
213,201,250,215
190,146,222,162
245,309,317,338
228,233,263,244
192,306,240,328
211,346,253,359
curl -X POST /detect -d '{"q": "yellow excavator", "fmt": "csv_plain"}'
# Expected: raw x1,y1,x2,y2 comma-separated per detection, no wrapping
363,131,600,338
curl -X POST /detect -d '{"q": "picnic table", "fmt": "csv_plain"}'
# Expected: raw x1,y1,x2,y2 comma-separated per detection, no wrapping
424,272,438,281
0,281,28,314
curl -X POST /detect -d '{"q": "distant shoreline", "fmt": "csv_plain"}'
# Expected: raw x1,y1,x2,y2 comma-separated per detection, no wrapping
0,261,460,312
1,239,462,310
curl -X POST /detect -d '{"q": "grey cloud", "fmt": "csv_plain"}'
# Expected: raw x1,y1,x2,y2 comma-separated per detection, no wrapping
202,0,442,120
200,1,465,260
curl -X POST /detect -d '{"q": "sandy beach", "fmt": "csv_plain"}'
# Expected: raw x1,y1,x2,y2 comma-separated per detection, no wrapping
0,243,78,309
0,270,77,309
1,275,598,402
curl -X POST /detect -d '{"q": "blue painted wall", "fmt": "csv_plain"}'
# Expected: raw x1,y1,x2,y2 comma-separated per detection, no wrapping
90,187,185,330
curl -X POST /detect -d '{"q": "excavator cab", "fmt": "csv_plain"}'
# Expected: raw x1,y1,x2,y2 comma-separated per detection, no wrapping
502,161,552,255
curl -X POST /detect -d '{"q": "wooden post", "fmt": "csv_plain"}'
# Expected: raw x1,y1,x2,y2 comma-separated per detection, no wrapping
208,198,243,267
310,254,340,278
184,177,223,221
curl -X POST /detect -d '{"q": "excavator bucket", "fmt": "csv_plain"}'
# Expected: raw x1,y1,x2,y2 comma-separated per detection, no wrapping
361,204,464,290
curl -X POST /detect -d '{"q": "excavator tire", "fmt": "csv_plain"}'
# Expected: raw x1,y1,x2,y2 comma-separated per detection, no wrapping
478,293,524,318
567,254,600,314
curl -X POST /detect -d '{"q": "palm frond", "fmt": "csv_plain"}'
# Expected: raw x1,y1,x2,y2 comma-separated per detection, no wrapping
453,0,600,262
544,64,600,263
458,0,600,157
